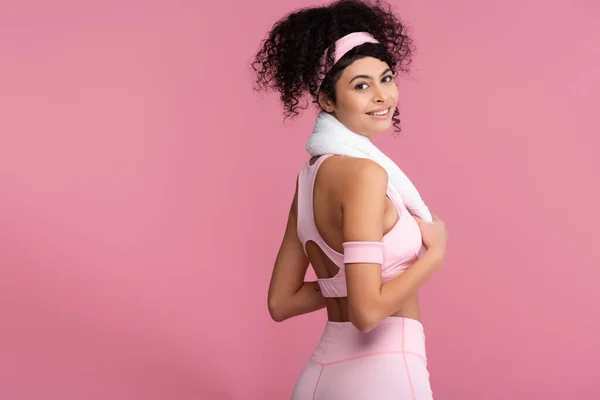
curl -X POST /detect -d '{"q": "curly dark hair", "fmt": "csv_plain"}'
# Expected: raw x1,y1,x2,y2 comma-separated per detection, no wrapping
251,0,415,132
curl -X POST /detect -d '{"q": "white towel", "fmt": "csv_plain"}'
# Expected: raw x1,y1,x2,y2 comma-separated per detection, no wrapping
306,111,433,224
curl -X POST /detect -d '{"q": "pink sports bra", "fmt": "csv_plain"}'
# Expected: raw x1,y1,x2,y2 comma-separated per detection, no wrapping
296,154,423,298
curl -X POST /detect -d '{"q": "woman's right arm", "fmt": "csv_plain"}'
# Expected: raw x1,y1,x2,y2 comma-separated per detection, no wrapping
342,160,446,333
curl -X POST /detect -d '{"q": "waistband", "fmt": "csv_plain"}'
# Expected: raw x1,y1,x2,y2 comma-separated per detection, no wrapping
310,317,427,365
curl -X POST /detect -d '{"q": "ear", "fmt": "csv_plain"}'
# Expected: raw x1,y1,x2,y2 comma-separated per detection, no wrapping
317,90,335,113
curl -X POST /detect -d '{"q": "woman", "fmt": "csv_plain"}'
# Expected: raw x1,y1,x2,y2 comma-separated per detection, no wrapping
251,1,448,398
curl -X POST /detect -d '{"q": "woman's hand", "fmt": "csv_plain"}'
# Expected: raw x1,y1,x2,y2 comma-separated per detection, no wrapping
414,212,448,259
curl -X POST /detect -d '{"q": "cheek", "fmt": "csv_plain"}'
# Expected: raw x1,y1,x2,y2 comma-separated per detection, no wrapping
340,95,366,115
388,85,399,101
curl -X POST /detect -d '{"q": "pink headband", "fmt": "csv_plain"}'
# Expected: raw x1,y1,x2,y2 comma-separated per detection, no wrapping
318,31,380,88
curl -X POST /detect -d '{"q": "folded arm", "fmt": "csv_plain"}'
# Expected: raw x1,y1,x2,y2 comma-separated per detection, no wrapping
343,160,443,333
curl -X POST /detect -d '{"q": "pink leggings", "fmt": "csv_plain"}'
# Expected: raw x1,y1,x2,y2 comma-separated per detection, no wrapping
291,317,434,400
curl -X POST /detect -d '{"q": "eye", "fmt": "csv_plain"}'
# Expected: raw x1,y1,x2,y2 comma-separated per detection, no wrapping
382,75,394,83
355,82,369,90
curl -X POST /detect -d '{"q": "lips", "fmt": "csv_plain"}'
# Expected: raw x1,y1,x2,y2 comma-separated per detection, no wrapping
366,107,391,116
366,105,390,114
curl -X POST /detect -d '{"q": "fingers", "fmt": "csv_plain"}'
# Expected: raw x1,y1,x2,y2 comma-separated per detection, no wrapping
415,212,441,224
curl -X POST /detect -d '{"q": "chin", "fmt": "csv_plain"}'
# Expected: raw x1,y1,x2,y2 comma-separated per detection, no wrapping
370,120,393,134
361,112,395,135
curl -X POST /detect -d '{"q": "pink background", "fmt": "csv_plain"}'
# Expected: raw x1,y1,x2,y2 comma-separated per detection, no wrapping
1,0,599,399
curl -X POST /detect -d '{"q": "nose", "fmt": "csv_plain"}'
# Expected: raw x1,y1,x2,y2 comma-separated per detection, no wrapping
372,84,386,103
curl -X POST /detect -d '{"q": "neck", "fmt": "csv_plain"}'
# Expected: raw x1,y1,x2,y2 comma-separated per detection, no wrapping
329,112,377,144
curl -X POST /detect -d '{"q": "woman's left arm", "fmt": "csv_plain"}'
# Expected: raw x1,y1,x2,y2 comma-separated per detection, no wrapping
267,183,326,322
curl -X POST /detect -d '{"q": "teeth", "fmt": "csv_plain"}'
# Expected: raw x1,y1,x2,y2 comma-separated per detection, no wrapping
368,108,389,116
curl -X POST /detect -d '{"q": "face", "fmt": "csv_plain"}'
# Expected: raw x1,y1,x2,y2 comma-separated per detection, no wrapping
319,57,398,138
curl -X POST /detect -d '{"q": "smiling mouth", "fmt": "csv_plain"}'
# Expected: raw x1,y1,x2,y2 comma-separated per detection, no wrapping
366,107,391,116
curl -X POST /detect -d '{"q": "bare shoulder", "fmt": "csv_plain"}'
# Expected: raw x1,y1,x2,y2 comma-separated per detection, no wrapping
329,157,388,241
320,156,388,194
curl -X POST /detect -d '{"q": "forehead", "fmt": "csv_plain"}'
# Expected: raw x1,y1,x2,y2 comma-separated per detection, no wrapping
340,57,390,80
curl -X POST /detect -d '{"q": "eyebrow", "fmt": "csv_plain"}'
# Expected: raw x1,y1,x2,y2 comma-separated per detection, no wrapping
349,68,392,84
